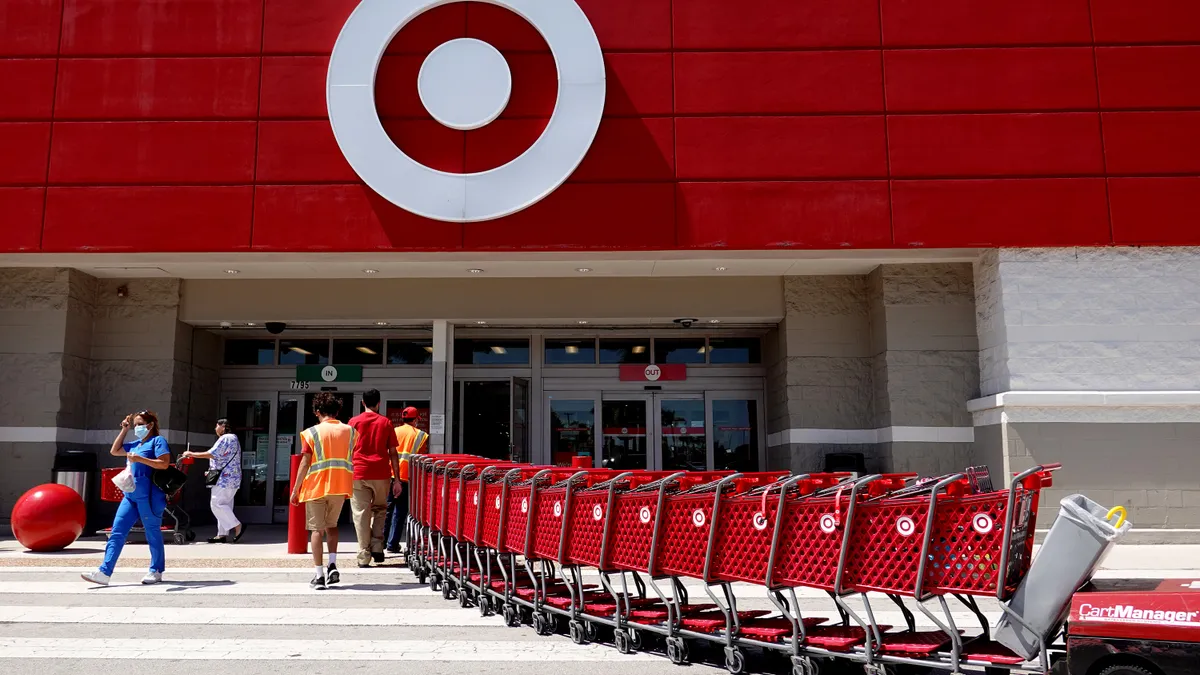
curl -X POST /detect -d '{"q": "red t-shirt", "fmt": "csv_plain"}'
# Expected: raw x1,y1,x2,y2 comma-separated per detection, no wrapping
348,410,399,480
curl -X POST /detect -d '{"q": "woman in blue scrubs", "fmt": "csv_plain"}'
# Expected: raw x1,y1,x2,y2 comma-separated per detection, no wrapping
82,411,172,586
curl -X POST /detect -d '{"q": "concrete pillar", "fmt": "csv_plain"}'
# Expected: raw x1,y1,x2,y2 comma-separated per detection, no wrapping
866,264,979,475
970,247,1200,531
0,268,96,520
430,320,453,453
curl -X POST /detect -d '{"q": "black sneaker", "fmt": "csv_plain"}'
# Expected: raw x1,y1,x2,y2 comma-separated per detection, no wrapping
372,552,385,564
326,563,340,585
310,572,327,590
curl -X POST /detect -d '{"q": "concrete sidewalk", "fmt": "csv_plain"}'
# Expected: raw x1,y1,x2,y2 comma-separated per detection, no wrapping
5,524,1200,572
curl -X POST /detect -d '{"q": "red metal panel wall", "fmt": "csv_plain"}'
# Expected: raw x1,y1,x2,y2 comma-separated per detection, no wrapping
4,0,1200,252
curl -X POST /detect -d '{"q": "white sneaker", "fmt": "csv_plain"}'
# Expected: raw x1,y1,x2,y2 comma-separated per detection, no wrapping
141,571,162,585
81,570,110,586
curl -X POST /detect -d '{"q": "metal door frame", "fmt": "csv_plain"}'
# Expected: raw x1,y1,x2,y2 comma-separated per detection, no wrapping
543,390,601,467
706,390,768,472
650,393,707,471
598,392,653,470
219,391,279,525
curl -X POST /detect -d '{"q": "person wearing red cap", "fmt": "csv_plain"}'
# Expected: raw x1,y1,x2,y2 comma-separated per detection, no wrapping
385,406,428,553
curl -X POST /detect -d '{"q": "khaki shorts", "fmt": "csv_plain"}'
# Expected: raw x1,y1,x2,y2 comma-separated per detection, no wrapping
305,495,346,531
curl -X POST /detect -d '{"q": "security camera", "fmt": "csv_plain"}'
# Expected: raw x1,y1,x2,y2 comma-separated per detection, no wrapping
673,318,698,328
265,322,287,335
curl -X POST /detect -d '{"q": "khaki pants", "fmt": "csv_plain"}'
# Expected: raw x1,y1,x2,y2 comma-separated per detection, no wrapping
351,479,390,565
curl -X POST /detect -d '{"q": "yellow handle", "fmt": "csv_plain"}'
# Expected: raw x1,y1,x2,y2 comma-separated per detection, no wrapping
1106,506,1127,529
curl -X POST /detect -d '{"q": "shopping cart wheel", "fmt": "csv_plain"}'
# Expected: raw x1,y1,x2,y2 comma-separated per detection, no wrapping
479,596,493,617
441,581,454,600
533,612,551,636
583,621,600,642
429,574,440,592
172,531,186,546
666,637,690,665
629,629,644,652
613,629,632,654
791,656,817,675
504,604,522,628
569,620,587,645
458,589,471,608
723,647,746,675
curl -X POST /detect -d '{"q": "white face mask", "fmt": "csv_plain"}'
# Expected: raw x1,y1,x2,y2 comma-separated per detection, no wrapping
133,425,149,440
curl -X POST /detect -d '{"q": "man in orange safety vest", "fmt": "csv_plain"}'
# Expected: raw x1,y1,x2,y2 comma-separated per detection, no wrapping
385,406,428,553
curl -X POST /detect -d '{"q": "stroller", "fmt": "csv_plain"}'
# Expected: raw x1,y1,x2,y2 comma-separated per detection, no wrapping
100,456,197,545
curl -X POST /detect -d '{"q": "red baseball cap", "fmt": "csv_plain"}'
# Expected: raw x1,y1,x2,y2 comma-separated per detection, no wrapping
401,406,419,420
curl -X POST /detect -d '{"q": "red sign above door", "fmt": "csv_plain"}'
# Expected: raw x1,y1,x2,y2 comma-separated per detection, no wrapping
619,364,687,382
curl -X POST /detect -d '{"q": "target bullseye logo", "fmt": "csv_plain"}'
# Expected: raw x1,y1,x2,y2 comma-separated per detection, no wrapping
752,512,769,532
520,497,528,514
327,0,606,222
819,514,837,534
692,510,706,527
896,516,916,537
553,501,563,518
592,504,604,521
972,513,995,535
639,506,652,524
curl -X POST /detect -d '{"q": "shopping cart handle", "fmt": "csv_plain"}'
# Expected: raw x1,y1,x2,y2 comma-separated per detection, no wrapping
1040,463,1063,471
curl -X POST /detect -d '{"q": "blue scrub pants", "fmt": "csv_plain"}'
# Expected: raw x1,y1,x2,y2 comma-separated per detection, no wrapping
384,483,408,549
101,491,167,576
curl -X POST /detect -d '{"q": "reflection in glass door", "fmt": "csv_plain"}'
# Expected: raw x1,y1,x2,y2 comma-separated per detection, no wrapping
273,397,299,523
223,398,272,523
548,398,595,467
601,399,649,470
658,398,706,471
712,399,760,471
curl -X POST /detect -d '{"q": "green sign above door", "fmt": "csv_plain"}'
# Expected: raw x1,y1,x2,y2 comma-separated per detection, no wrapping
295,365,363,383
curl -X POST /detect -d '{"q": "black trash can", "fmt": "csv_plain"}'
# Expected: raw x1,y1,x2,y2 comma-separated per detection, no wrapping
823,452,865,476
51,450,97,535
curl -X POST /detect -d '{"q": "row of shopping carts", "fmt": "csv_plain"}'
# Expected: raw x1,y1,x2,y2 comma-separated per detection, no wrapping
405,455,1070,674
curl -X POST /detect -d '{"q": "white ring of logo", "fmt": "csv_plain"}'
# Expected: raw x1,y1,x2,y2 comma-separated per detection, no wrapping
752,512,769,532
320,366,338,382
592,504,603,521
819,514,837,534
896,516,916,537
639,506,652,524
327,0,606,223
521,497,528,514
692,510,706,527
494,496,501,510
972,513,995,535
553,501,563,518
643,365,661,381
473,493,479,506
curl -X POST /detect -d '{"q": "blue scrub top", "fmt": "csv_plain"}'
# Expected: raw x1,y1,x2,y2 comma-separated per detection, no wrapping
123,436,171,498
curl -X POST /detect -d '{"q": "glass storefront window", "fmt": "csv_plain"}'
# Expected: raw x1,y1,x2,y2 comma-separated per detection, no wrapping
454,339,530,365
713,400,759,471
601,400,648,469
223,339,276,366
654,338,707,365
387,339,433,365
332,339,384,365
225,399,271,508
549,399,595,467
279,340,329,365
660,399,706,470
598,339,650,364
708,338,762,364
545,339,597,365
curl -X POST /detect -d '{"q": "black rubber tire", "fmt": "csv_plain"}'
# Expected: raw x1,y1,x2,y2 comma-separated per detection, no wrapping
628,629,644,651
724,648,746,675
172,532,186,545
1097,665,1155,675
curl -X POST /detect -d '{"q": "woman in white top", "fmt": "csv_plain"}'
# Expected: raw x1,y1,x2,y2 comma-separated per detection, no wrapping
182,419,246,543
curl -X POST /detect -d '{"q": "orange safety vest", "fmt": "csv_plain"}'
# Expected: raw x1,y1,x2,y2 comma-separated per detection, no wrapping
394,424,428,482
299,419,356,502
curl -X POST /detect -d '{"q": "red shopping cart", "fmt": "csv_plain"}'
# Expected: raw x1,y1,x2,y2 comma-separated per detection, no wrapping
99,457,196,545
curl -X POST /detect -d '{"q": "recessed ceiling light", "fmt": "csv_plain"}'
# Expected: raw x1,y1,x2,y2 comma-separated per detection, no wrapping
576,267,591,273
709,319,721,324
714,266,727,272
375,321,388,326
565,345,579,354
289,346,313,356
490,346,507,355
225,269,239,275
577,320,589,325
468,269,484,274
356,346,378,356
423,346,434,353
247,322,257,327
363,269,379,275
631,345,646,354
476,321,487,325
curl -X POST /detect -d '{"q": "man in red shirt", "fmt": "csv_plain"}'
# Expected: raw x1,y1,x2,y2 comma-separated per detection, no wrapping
348,389,401,567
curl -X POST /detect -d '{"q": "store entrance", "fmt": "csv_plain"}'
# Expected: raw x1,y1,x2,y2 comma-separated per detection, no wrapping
452,378,530,462
221,389,429,524
545,391,764,471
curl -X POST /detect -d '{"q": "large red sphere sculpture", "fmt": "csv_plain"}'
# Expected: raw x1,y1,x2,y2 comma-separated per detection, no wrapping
11,484,87,552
